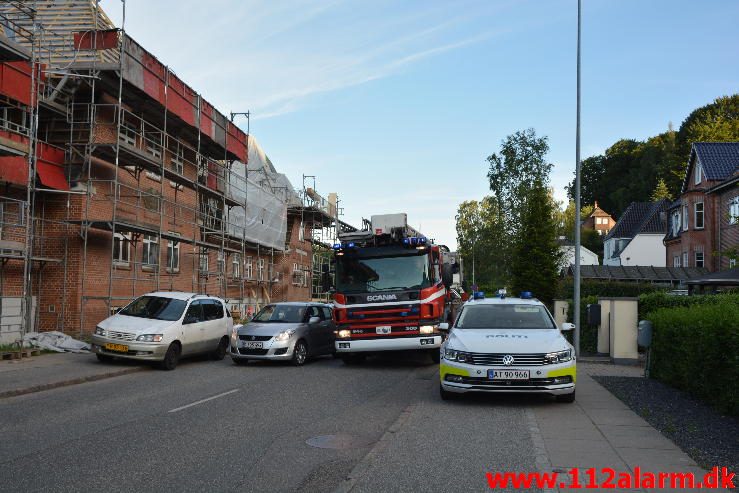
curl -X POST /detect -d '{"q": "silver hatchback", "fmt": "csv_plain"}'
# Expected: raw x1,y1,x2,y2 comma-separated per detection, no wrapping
230,302,336,366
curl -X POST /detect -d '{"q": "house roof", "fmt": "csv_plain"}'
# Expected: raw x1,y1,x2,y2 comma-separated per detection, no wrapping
605,200,670,241
567,265,709,282
681,142,739,193
685,268,739,286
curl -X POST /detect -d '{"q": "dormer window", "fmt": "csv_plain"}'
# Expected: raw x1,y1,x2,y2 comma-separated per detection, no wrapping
694,162,702,185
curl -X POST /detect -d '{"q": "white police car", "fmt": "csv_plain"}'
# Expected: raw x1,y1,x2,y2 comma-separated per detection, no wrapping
439,291,576,402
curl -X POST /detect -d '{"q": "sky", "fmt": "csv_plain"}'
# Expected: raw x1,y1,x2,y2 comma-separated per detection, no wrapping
106,0,739,249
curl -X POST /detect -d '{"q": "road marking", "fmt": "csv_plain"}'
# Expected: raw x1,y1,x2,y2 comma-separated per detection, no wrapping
168,389,239,413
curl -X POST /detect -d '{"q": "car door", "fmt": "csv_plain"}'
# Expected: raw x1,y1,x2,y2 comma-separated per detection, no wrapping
181,300,206,355
205,299,227,349
321,306,336,354
304,306,324,356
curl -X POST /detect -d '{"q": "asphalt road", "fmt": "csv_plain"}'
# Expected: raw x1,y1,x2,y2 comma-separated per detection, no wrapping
0,352,549,492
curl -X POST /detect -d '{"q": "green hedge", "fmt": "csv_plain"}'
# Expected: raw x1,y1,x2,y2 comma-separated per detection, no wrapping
563,295,599,354
638,292,739,320
647,302,739,415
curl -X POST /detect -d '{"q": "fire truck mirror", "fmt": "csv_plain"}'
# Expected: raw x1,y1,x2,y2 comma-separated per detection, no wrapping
452,263,460,274
321,272,334,292
321,263,330,274
442,263,453,288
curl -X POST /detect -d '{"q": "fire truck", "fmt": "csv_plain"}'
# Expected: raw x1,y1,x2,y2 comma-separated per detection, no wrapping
327,213,454,365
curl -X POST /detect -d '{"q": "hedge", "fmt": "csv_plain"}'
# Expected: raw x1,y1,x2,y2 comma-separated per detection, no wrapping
638,292,739,320
647,302,739,415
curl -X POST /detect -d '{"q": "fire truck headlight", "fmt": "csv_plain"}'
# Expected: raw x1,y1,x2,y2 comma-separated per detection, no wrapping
419,325,434,334
338,329,351,339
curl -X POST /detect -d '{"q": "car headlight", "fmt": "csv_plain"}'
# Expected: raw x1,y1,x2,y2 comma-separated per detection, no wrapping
444,348,472,363
136,334,163,342
337,329,351,339
419,325,434,334
275,329,296,341
231,327,239,342
94,326,104,336
545,349,572,364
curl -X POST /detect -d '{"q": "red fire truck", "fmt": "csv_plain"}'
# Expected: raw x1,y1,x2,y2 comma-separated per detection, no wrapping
327,213,454,365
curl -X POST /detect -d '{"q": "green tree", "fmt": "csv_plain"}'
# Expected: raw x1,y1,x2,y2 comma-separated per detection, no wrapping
651,178,672,201
677,94,739,159
510,179,562,305
558,201,594,240
455,197,507,290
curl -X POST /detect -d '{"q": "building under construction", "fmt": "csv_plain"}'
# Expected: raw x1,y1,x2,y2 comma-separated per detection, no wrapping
0,0,352,342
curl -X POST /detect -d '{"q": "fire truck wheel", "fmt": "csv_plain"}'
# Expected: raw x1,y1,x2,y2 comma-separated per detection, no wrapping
340,354,365,365
428,349,440,364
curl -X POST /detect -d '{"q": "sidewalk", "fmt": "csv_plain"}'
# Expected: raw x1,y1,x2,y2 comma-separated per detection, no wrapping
0,352,147,398
531,362,711,492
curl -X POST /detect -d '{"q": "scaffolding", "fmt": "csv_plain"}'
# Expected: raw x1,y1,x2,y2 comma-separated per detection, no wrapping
0,0,306,338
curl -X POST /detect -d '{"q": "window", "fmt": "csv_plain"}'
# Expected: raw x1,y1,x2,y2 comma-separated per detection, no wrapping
258,258,265,281
113,233,131,265
303,265,310,287
730,258,737,269
170,143,184,175
199,248,209,274
142,235,159,268
456,304,556,330
245,256,253,279
321,307,332,320
232,254,241,278
120,122,138,146
292,262,301,286
673,255,681,268
730,197,739,225
298,221,305,242
682,204,689,231
184,301,205,323
694,202,704,229
121,295,186,321
217,251,225,273
695,250,704,268
694,163,702,184
671,211,681,236
683,251,689,267
166,236,180,272
203,300,224,320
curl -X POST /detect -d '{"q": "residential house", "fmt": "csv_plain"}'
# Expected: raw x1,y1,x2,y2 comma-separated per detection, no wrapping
582,201,616,236
604,200,670,266
557,236,599,271
664,142,739,272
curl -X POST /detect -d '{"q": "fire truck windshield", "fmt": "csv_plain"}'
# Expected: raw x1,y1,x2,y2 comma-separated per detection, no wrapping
335,253,432,293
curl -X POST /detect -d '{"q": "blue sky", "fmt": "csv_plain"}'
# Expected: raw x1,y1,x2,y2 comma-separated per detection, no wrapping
107,0,739,248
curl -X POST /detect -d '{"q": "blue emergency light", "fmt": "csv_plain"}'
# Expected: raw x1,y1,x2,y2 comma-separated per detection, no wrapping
403,238,410,245
347,242,356,248
332,243,342,250
473,291,485,300
520,291,533,299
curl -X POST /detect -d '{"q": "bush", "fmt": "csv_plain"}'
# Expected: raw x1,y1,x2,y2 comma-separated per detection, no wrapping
638,292,739,320
647,302,739,415
564,295,599,354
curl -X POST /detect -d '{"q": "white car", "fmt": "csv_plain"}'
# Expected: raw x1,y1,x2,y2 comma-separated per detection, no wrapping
439,293,576,402
91,292,233,370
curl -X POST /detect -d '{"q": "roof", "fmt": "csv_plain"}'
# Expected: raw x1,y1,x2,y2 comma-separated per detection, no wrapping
567,265,709,282
685,268,739,286
605,200,670,241
465,297,543,306
692,142,739,181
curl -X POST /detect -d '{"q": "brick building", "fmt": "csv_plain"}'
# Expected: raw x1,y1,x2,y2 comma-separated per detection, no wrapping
664,142,739,272
0,1,351,340
582,201,616,236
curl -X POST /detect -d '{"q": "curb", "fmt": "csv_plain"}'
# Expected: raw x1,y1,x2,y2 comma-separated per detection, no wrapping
0,366,146,399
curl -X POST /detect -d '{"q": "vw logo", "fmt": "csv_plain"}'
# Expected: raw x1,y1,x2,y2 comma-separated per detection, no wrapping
502,355,514,366
250,336,256,341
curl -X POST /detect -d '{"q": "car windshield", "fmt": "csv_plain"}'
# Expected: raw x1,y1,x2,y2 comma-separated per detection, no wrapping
253,304,306,323
456,304,556,330
335,254,432,293
119,296,187,321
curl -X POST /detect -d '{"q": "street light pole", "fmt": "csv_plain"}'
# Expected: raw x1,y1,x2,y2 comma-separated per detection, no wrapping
573,0,582,357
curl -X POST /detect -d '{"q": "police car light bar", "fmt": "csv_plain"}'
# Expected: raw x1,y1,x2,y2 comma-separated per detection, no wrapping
473,291,485,300
520,291,533,299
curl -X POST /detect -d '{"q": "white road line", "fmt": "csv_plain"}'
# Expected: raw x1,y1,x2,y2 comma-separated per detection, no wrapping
168,389,239,413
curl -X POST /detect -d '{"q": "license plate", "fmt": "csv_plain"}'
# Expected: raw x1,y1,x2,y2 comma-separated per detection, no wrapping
104,343,128,353
376,326,391,335
488,369,530,380
240,341,263,349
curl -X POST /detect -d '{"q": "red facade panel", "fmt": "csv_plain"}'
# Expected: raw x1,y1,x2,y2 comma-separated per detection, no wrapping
73,29,119,50
226,121,248,162
0,62,32,106
166,72,197,127
0,156,28,186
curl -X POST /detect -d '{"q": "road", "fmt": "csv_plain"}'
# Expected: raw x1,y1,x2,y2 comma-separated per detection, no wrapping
0,352,554,492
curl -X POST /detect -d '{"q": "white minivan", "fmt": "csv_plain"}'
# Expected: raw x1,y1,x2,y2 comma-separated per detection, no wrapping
91,292,233,370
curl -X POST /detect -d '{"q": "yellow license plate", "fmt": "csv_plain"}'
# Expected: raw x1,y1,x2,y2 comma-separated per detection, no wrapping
105,343,128,353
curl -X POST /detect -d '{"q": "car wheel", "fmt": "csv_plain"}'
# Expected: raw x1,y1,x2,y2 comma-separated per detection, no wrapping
159,343,181,371
292,340,308,366
96,353,114,363
429,349,440,364
211,336,228,360
556,390,576,403
440,384,456,401
232,357,248,366
340,354,365,365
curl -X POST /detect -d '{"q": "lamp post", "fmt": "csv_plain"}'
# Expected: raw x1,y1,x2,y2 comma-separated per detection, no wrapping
573,0,582,357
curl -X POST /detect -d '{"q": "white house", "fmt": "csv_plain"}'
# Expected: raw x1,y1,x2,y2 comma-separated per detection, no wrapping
604,200,670,267
558,237,599,270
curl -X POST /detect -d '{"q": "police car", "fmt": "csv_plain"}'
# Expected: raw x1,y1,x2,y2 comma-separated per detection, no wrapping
439,291,576,402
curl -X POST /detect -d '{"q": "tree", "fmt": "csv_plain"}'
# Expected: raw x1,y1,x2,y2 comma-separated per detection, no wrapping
455,197,507,290
557,201,594,240
510,179,562,306
677,94,739,159
487,128,553,236
651,178,672,201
